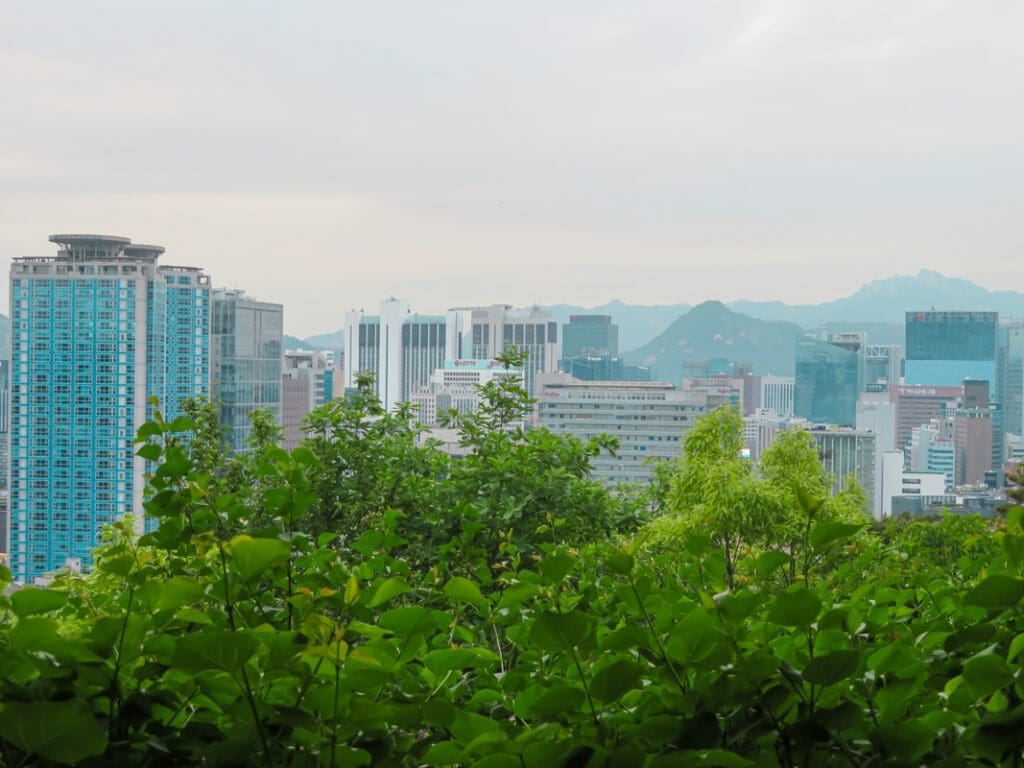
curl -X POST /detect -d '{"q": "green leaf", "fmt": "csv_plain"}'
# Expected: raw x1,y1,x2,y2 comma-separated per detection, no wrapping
0,701,107,765
963,651,1014,697
605,551,634,575
449,710,500,744
136,443,162,461
965,575,1024,609
809,521,862,550
538,552,575,583
755,550,791,577
157,576,206,611
10,587,67,617
768,587,822,627
873,720,934,760
444,577,487,608
514,683,585,719
368,576,412,607
229,535,290,583
529,610,594,653
802,649,860,686
0,563,11,583
422,741,464,766
667,607,722,665
379,606,448,637
590,659,643,702
171,630,260,674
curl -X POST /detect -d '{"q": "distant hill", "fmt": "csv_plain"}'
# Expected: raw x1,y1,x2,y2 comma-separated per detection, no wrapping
728,269,1024,326
283,334,307,350
542,299,691,354
624,301,804,381
301,330,345,350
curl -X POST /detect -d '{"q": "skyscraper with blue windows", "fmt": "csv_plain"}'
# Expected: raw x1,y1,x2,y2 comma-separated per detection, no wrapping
7,234,210,583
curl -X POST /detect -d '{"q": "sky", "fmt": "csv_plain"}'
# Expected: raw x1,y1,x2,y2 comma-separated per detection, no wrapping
1,1,1023,337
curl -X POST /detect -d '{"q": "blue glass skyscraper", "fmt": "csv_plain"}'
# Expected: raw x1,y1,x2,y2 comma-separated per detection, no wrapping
905,311,997,387
7,235,210,583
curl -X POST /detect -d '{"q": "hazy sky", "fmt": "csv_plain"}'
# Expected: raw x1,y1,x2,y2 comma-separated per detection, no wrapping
2,1,1022,336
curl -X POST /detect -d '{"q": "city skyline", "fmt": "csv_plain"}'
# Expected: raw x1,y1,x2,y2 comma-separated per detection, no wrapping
4,2,1024,336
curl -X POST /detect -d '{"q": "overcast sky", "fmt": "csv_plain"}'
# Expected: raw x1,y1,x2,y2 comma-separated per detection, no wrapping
1,1,1022,336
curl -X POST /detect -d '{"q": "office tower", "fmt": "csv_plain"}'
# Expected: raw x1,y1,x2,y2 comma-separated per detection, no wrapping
210,290,283,455
794,337,860,427
344,300,446,411
446,305,558,397
410,359,525,427
955,380,993,486
829,332,867,393
8,234,211,583
856,396,897,515
280,350,330,450
0,359,9,490
536,374,708,486
806,427,876,509
904,311,997,387
996,322,1024,456
909,416,956,491
743,408,786,460
562,315,619,359
864,345,904,390
562,356,652,382
889,384,961,455
760,375,795,418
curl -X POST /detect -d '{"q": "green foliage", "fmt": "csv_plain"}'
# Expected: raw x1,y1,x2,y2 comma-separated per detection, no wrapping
3,402,1023,766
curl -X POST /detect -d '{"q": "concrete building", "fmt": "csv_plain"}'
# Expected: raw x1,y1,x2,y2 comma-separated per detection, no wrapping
761,375,795,418
8,234,211,583
536,375,708,486
909,417,956,492
683,376,743,411
410,359,524,427
955,380,993,486
856,396,897,515
210,289,283,455
743,408,786,461
447,305,558,397
905,311,998,387
879,450,947,518
806,427,876,511
281,350,330,450
562,356,651,382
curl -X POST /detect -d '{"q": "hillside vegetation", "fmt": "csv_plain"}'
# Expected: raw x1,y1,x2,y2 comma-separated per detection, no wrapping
1,362,1022,767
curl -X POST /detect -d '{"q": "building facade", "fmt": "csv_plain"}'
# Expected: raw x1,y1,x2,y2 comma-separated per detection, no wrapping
210,289,283,454
562,315,619,359
807,427,876,510
446,305,558,397
7,234,210,583
794,337,860,427
904,311,998,387
536,375,708,486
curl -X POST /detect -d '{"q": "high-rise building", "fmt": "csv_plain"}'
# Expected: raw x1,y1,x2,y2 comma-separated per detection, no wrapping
760,375,795,418
536,374,708,486
909,416,956,491
562,315,619,359
210,290,283,454
879,450,946,518
446,305,558,397
905,311,997,387
8,234,211,583
806,427,876,510
856,395,897,516
955,380,993,486
410,359,525,427
864,345,904,390
794,337,860,427
890,384,961,455
562,356,651,382
344,300,446,411
281,350,330,450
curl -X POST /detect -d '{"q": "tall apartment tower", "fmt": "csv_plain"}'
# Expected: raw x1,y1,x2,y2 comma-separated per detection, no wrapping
446,305,558,397
210,289,284,455
8,234,211,583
